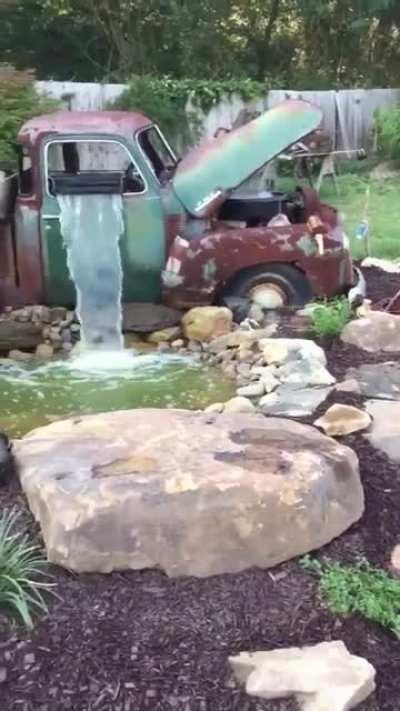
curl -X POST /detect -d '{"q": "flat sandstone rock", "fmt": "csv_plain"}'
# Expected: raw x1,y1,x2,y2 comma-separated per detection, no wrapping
16,410,364,577
229,640,376,710
341,312,400,352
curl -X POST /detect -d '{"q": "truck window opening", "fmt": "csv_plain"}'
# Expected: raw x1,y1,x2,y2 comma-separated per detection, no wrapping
46,141,145,196
138,127,177,183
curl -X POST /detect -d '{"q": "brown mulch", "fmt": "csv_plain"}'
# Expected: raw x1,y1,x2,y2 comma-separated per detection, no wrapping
0,267,400,710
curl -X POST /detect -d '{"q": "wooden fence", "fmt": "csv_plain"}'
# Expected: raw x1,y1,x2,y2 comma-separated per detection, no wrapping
36,81,400,152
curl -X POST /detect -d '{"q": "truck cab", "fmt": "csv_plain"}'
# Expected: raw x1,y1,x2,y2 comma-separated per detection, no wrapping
0,100,358,311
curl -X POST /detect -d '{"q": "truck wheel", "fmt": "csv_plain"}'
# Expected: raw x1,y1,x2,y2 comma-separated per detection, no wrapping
225,264,312,309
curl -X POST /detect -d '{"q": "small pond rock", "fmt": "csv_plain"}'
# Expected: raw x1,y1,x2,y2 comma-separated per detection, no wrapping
147,326,181,343
8,349,34,363
223,396,255,413
236,382,265,398
35,344,54,360
260,385,333,418
182,306,233,342
314,404,371,437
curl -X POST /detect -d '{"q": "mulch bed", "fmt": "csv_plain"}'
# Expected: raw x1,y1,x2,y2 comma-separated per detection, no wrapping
0,267,400,710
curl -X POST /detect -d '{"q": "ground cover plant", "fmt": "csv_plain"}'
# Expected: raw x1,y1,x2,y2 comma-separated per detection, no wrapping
301,556,400,635
0,507,53,629
310,297,352,339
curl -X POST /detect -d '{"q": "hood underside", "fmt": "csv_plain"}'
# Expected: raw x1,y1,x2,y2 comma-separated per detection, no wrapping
172,100,323,218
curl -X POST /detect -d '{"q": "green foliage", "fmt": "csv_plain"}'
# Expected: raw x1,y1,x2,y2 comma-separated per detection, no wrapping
375,106,400,160
310,297,352,339
0,64,58,172
110,75,266,148
0,507,54,629
300,556,400,634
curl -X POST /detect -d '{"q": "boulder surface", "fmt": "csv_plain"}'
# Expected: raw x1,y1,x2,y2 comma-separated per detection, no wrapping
16,410,364,577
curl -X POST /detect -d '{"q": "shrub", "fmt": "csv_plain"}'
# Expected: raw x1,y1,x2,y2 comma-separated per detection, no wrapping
375,106,400,161
0,64,58,172
310,297,351,339
109,75,266,150
300,556,400,634
0,507,54,628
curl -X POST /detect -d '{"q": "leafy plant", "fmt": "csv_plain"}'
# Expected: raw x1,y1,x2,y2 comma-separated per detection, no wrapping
375,106,400,160
109,75,266,150
300,556,400,634
0,507,54,628
310,297,352,338
0,64,58,172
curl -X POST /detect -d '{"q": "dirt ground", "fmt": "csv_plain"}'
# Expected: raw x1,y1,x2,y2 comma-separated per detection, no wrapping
0,266,399,711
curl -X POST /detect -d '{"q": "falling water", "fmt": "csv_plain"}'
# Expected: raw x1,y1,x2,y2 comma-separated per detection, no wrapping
58,194,125,351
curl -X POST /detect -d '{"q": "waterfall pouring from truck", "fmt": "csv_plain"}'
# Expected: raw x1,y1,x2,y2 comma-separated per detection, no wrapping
58,193,126,358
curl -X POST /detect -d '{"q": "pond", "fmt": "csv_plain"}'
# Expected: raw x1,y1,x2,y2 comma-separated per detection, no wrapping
0,352,235,438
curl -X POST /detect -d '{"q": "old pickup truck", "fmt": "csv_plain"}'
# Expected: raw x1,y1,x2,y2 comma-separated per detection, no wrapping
0,99,362,311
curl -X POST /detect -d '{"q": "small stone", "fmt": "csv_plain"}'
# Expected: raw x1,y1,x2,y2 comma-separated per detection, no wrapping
0,667,7,683
32,305,51,323
182,306,233,342
336,379,362,394
260,385,333,417
157,342,170,353
50,307,67,323
147,326,182,343
171,339,184,349
187,340,202,353
62,342,73,353
221,363,237,378
237,382,265,398
223,396,255,414
247,303,264,323
61,329,72,344
24,653,35,667
390,544,400,578
8,349,34,363
229,640,376,710
314,404,371,437
236,348,254,363
204,403,224,414
49,327,62,343
35,344,54,360
70,323,80,334
42,326,51,340
261,341,289,364
13,308,31,323
260,372,280,394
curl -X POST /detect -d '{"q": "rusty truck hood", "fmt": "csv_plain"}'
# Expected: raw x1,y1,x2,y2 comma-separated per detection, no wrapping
172,100,322,218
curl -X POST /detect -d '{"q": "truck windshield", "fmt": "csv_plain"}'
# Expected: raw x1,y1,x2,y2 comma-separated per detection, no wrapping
138,127,177,183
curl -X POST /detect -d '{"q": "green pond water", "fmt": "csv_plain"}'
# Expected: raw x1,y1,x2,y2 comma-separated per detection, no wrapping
0,352,235,439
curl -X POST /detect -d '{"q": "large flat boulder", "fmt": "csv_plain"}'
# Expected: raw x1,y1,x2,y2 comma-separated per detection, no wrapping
122,303,182,333
15,410,364,577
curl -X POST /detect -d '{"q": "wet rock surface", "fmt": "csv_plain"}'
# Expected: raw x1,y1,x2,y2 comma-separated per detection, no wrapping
16,409,363,577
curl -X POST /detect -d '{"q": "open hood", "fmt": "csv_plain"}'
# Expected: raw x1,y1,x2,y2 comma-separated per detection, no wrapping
172,100,322,218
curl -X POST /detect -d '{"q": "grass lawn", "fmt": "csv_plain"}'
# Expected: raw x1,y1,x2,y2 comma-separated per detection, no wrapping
279,169,400,259
320,173,400,260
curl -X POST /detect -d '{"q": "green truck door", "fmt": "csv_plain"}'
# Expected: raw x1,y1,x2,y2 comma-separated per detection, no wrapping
40,136,166,306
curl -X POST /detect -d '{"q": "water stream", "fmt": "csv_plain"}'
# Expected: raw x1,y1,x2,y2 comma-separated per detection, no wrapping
58,194,125,351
